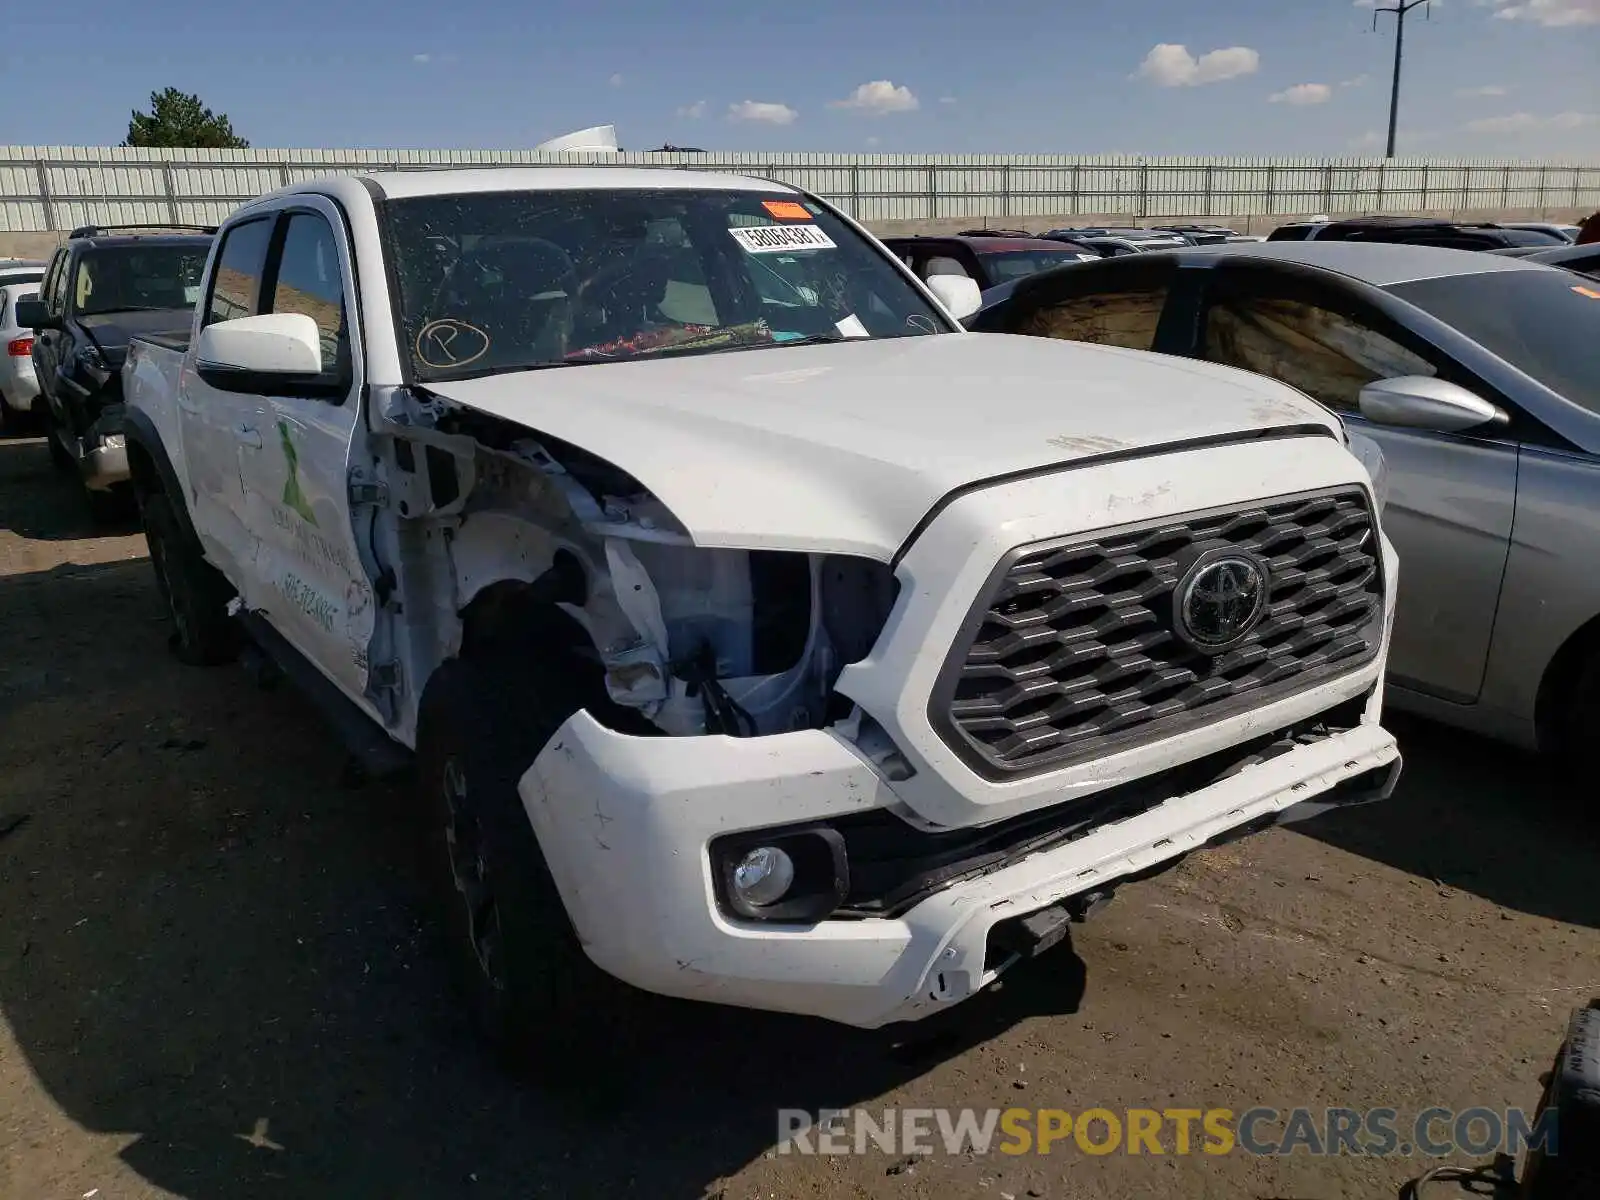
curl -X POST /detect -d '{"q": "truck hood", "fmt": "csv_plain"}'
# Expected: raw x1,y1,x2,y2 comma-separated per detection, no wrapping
424,333,1342,560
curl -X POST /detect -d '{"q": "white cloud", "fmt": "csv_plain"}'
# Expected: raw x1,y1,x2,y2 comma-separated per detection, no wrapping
939,95,957,105
1465,110,1599,132
1487,0,1599,25
727,100,799,125
676,100,707,119
1270,83,1333,105
1340,74,1371,87
829,80,920,115
866,135,881,147
609,73,624,87
1348,129,1385,150
1456,84,1510,97
412,53,432,64
1134,43,1261,87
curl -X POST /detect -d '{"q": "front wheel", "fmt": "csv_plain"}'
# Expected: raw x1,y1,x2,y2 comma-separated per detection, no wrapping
46,425,74,473
415,659,627,1080
1554,651,1600,784
140,490,238,665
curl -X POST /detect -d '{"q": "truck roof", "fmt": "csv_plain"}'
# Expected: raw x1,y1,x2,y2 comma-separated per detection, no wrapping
351,166,802,200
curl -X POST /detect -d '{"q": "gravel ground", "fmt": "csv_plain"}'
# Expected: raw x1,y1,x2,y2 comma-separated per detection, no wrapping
3,429,1599,1200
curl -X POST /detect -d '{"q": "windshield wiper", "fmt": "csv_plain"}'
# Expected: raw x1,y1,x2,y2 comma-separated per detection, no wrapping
749,332,848,349
427,359,592,382
424,331,854,379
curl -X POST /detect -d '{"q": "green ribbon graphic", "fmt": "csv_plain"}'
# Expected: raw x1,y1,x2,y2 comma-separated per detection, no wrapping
278,420,318,526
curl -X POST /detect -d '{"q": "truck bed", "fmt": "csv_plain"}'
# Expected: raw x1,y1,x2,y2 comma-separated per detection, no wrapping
130,329,191,354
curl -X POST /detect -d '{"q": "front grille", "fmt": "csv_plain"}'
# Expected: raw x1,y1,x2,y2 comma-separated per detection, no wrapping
932,489,1383,778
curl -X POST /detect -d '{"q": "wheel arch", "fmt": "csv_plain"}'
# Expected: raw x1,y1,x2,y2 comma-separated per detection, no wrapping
1535,609,1600,755
123,408,202,548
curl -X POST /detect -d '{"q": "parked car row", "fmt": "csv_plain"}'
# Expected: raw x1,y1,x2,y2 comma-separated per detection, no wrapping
881,234,1100,292
1267,215,1577,250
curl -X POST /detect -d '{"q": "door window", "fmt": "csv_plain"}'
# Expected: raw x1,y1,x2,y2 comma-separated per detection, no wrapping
206,217,274,326
1014,286,1169,351
1203,293,1436,412
267,212,349,375
45,251,70,316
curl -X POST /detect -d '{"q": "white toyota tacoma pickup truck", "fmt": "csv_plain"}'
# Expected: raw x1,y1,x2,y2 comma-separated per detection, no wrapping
121,166,1401,1070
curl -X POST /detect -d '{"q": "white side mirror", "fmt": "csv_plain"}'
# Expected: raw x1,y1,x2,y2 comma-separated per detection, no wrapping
926,273,983,322
197,312,323,377
1358,375,1507,434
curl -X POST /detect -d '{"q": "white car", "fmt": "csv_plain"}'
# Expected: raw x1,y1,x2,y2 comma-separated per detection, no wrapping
120,166,1401,1074
0,283,41,422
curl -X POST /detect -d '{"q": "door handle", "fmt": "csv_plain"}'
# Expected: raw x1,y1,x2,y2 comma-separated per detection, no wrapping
235,423,263,449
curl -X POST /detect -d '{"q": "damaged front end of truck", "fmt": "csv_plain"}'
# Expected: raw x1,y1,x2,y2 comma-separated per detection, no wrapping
358,382,907,768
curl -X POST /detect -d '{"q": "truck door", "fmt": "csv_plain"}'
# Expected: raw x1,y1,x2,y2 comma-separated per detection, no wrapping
234,202,377,706
180,215,276,590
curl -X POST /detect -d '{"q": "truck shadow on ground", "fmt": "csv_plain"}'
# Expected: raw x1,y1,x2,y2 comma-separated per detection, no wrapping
0,553,1087,1200
0,433,139,540
1296,710,1600,931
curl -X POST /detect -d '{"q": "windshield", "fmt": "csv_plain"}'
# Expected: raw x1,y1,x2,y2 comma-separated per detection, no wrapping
73,245,208,317
977,249,1095,282
1386,271,1600,415
384,188,947,380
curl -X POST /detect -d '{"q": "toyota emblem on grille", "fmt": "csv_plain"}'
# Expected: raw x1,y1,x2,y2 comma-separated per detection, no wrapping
1174,551,1269,654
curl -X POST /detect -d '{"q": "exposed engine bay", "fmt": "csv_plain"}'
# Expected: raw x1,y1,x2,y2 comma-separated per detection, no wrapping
376,385,901,743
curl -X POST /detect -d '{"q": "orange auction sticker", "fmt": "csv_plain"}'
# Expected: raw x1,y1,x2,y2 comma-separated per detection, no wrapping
763,200,812,220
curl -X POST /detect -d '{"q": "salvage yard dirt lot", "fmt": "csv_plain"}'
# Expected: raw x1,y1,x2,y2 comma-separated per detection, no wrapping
4,430,1600,1200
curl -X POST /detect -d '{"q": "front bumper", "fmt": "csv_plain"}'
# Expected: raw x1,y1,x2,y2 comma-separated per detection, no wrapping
81,433,130,490
522,705,1400,1029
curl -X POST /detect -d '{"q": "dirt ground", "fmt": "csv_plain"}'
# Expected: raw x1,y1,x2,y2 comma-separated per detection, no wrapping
3,429,1600,1200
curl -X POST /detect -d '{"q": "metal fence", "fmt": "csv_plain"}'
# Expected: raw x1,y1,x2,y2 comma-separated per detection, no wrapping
4,146,1599,232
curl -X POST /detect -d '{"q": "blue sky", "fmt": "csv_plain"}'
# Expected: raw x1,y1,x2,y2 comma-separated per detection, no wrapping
4,0,1597,154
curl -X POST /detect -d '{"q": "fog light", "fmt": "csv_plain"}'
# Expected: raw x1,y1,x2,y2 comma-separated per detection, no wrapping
732,846,795,908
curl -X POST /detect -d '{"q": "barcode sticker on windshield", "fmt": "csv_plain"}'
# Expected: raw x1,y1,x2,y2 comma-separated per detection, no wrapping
729,224,837,254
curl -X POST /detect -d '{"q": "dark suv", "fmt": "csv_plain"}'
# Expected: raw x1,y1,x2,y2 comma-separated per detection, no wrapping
878,234,1100,291
1304,216,1569,251
16,224,213,517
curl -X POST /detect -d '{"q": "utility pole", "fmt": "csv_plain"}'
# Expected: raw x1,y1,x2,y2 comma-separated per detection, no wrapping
1373,0,1432,159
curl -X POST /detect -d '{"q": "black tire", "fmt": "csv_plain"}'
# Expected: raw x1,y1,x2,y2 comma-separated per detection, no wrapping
1554,652,1600,784
141,489,238,665
86,483,135,525
1548,649,1600,790
415,656,627,1081
46,425,74,473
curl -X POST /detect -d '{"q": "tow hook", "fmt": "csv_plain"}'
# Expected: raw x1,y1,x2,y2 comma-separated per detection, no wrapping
989,888,1117,963
1067,888,1117,922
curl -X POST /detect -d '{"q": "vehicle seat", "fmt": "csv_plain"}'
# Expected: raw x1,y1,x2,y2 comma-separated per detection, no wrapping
921,256,971,281
574,247,676,344
453,239,575,362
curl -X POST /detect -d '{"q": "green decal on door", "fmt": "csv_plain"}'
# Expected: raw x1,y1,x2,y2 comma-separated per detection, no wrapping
278,420,318,526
